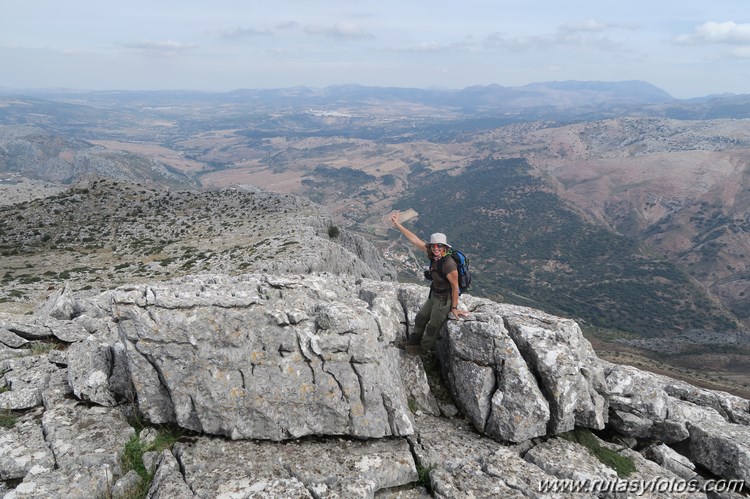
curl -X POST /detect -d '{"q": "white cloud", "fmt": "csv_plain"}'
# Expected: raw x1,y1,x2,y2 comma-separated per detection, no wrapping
484,20,627,52
559,19,610,33
676,21,750,44
397,39,475,53
276,21,300,30
305,20,374,40
559,19,637,34
484,32,553,50
121,40,197,57
219,27,273,39
407,41,445,52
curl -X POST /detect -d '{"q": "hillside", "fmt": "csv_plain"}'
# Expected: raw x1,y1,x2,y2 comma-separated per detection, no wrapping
2,247,749,496
468,118,750,326
0,125,198,188
3,87,750,386
393,157,738,336
0,177,392,313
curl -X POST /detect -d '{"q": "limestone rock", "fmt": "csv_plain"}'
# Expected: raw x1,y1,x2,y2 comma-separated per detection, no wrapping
397,350,441,417
337,229,398,282
641,443,698,481
44,318,90,343
1,271,749,499
232,478,313,498
111,470,144,499
661,378,750,426
358,280,408,346
141,451,160,475
603,363,685,442
46,349,66,366
5,464,114,499
170,435,417,498
601,361,750,449
431,460,527,499
40,366,74,410
504,309,608,433
112,274,414,440
282,437,417,495
396,285,429,341
480,447,563,498
0,319,51,341
439,310,550,443
35,285,78,321
598,438,707,499
408,413,504,471
687,420,750,482
66,335,119,406
437,300,610,443
41,400,135,474
523,437,618,485
0,408,55,480
108,340,135,402
0,355,64,410
0,343,26,362
0,328,29,349
146,450,194,499
248,221,395,282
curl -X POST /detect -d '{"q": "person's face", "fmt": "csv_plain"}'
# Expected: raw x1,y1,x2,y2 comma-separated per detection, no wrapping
430,243,446,257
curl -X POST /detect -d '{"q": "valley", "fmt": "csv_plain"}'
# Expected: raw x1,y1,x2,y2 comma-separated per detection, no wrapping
1,83,750,397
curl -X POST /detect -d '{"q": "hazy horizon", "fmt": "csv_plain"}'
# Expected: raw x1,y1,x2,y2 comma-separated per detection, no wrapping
2,1,749,99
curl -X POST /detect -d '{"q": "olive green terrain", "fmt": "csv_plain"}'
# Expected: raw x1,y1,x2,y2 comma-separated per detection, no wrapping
394,157,738,337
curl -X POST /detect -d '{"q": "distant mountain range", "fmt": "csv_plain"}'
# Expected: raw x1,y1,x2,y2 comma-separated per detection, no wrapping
2,82,750,341
2,80,749,121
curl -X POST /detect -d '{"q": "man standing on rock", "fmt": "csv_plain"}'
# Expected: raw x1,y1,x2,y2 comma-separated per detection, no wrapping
390,211,469,356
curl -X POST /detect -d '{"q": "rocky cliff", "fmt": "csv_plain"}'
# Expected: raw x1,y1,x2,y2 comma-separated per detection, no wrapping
0,179,748,498
1,269,749,498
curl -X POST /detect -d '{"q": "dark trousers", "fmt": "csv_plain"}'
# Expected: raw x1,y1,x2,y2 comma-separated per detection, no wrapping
408,294,451,352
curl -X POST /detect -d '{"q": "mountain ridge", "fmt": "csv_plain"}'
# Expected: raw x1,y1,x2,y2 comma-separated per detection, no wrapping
0,79,680,115
1,221,749,496
2,86,750,391
0,177,394,313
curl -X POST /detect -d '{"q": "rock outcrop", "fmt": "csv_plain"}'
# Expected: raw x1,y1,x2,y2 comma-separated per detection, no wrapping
438,302,607,443
1,272,749,498
111,274,413,440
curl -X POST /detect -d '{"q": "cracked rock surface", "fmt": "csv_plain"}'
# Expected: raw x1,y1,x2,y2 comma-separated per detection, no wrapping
0,272,749,498
112,273,415,440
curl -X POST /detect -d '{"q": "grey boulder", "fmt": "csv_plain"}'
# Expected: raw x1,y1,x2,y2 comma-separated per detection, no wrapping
111,274,414,440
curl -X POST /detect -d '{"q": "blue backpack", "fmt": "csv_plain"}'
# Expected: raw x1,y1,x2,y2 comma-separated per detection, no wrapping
430,249,472,295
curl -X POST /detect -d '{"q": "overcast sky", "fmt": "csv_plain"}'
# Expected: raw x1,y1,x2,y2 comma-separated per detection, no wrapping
2,0,748,98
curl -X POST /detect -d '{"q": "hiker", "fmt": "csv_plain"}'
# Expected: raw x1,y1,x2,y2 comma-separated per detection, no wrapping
390,211,469,355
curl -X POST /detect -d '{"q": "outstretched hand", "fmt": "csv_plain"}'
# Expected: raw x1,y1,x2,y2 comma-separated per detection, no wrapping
390,211,400,226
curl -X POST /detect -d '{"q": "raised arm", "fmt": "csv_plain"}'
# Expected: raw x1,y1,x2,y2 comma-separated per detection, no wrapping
390,211,426,250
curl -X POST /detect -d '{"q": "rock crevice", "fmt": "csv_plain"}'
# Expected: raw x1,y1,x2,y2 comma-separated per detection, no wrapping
1,274,749,497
